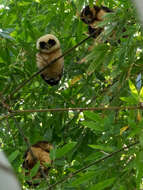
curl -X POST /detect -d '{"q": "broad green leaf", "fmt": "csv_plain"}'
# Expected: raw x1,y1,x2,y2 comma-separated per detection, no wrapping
139,86,143,101
30,161,40,178
89,178,115,190
120,96,138,104
88,144,115,152
55,142,77,159
8,150,19,162
82,121,104,132
129,80,138,96
83,111,101,122
50,147,57,160
85,152,103,161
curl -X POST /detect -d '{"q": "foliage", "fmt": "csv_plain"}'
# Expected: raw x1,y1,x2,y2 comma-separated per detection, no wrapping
0,0,143,189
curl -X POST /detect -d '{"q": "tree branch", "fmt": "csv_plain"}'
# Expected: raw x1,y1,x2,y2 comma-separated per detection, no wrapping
11,105,143,113
47,141,139,190
0,93,12,113
0,105,143,121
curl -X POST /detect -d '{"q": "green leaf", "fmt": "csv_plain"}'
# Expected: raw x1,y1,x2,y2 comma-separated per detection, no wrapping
135,152,143,189
120,96,139,104
30,161,40,178
72,171,95,186
139,131,143,148
89,178,115,190
82,121,104,132
86,45,108,75
55,142,77,159
88,144,115,152
89,0,94,7
50,147,57,160
83,111,101,122
8,150,19,163
129,80,138,96
85,152,103,162
139,86,143,102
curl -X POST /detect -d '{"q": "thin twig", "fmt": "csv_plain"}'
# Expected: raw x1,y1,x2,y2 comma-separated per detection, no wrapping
8,32,96,99
0,105,143,122
11,105,143,113
47,141,139,190
0,92,12,112
0,113,14,121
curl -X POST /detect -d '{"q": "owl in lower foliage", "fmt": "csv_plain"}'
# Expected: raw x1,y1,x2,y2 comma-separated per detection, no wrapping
36,34,64,86
23,141,53,186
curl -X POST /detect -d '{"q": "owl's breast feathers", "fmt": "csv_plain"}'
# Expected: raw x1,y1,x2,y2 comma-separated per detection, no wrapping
36,49,64,85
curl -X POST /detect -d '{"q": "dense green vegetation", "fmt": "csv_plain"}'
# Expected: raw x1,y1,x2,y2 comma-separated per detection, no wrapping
0,0,143,189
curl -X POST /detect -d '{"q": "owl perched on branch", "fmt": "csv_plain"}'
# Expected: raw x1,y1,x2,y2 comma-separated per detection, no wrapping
80,5,113,39
36,34,64,86
80,5,128,45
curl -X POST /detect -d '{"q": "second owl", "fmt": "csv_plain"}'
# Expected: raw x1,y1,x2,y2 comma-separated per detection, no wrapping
36,34,64,86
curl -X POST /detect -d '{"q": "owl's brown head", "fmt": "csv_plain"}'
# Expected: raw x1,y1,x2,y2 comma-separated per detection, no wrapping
80,5,113,24
80,5,99,24
36,34,60,53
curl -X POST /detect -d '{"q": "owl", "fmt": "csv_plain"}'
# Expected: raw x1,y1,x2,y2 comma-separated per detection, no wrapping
23,141,53,186
80,5,113,39
36,34,64,86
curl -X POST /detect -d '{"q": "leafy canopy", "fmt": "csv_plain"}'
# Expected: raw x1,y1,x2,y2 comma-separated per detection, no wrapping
0,0,143,189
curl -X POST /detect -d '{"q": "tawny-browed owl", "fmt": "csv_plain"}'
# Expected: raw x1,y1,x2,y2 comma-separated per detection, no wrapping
23,141,53,186
36,34,64,86
80,5,113,39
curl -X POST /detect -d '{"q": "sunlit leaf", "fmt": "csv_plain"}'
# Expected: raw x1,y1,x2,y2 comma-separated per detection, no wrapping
70,75,82,85
137,110,142,121
139,86,143,102
129,80,138,96
120,126,129,135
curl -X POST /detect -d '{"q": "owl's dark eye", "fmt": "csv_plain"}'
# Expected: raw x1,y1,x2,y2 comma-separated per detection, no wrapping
81,18,85,22
48,39,56,46
84,6,90,16
40,41,46,49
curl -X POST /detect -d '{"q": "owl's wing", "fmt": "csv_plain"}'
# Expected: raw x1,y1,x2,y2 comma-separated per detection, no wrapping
36,53,49,69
